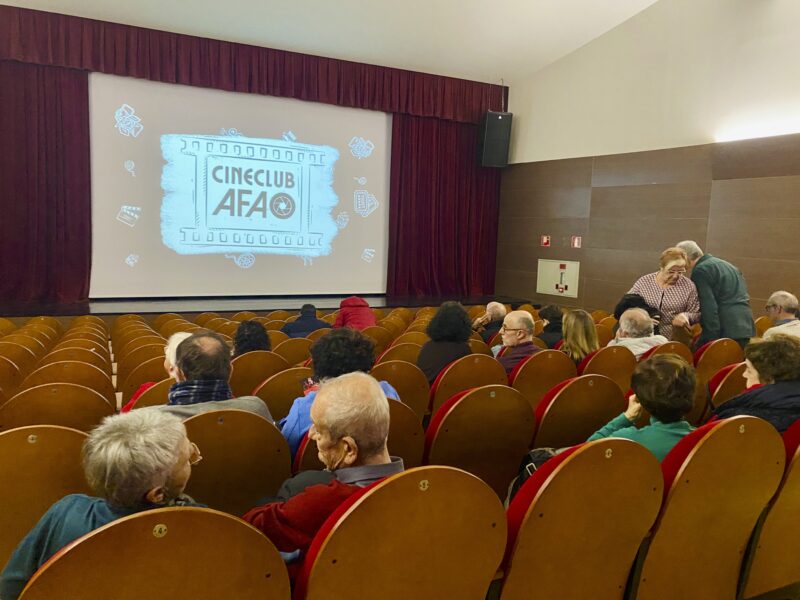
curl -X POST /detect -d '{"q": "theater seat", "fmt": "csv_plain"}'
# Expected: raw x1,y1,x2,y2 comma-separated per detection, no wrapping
129,377,173,410
18,507,290,600
19,361,115,406
533,375,625,448
628,416,784,600
638,341,693,364
183,409,292,515
294,466,505,600
424,385,534,496
0,425,91,569
578,345,636,392
370,360,429,420
707,362,746,409
0,383,113,431
229,351,290,397
375,342,423,365
507,350,577,413
273,338,313,366
690,338,744,424
253,367,313,421
740,418,800,599
428,354,507,414
501,439,662,600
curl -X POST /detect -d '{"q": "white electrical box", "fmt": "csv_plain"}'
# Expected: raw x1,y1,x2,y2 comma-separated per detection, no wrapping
536,259,580,298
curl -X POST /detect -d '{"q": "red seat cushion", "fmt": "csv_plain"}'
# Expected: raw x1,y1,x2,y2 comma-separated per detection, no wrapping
693,340,715,365
639,345,660,361
534,378,575,426
554,340,564,350
423,388,475,462
660,420,719,498
428,358,461,410
508,353,536,386
293,433,310,474
707,363,740,397
782,418,800,464
576,350,600,375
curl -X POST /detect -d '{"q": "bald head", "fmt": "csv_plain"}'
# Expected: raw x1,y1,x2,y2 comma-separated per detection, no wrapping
175,331,231,381
312,372,390,460
619,308,654,339
501,310,535,346
486,302,507,321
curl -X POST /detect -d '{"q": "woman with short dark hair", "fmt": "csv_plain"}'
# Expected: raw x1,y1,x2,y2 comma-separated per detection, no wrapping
588,354,696,461
416,301,473,384
713,334,800,432
232,320,271,357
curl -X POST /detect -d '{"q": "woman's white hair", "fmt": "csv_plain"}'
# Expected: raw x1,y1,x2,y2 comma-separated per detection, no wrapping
165,332,193,368
83,410,186,508
315,372,390,458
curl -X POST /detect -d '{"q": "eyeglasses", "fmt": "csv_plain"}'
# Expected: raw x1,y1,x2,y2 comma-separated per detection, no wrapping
765,304,778,311
189,442,202,466
666,268,687,275
500,325,524,333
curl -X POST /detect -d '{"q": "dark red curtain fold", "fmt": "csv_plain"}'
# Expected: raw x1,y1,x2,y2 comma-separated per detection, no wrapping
0,60,91,308
388,114,500,296
0,6,506,305
0,6,505,125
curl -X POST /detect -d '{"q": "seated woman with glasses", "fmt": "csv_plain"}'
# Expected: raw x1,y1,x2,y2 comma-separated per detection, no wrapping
628,247,701,340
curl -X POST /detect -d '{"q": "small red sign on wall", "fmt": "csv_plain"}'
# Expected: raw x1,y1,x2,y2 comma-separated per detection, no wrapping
571,236,582,249
540,235,551,247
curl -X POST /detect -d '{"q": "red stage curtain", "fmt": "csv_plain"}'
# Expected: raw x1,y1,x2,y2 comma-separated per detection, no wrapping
0,6,506,303
0,60,91,309
388,114,500,296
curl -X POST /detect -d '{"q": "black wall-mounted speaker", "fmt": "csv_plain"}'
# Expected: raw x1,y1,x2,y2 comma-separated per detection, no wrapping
477,111,512,168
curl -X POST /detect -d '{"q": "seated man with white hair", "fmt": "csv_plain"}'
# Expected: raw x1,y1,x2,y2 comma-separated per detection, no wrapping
472,301,507,343
0,411,203,600
244,372,403,573
121,331,192,413
763,291,800,339
608,308,668,359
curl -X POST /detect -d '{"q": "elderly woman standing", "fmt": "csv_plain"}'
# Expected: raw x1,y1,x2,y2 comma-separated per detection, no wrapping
629,247,701,340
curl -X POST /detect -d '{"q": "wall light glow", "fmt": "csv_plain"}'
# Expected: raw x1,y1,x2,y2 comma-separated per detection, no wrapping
715,114,800,143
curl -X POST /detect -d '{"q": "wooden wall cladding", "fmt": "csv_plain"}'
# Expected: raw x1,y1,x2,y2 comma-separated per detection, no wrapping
496,132,800,315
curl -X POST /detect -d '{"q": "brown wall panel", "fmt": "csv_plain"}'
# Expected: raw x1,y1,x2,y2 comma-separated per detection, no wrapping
591,182,711,219
497,133,800,313
587,217,707,253
710,176,800,219
592,145,712,187
713,133,800,180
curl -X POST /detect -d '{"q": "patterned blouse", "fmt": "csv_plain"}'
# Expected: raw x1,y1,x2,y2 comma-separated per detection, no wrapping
629,272,701,340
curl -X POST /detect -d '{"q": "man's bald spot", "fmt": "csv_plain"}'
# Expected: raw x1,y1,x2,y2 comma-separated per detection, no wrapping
486,302,507,320
620,308,653,338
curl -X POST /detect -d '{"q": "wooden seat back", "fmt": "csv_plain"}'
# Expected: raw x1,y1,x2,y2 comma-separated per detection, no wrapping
362,326,393,355
183,409,291,514
40,347,110,374
391,331,430,347
375,342,422,365
19,361,115,406
230,351,290,397
425,385,534,497
508,350,577,412
194,312,220,326
533,375,625,448
0,342,37,378
2,334,47,359
631,416,784,600
129,377,173,410
153,312,183,330
741,419,800,598
500,439,662,600
19,507,290,600
0,384,113,431
272,338,313,366
708,362,747,409
120,356,169,403
690,338,744,423
386,399,424,468
117,343,165,386
304,328,331,342
369,360,429,419
468,338,493,355
296,466,506,600
54,338,110,362
639,341,693,364
0,425,90,568
429,354,507,415
578,345,636,392
253,367,312,421
754,315,773,337
0,317,17,336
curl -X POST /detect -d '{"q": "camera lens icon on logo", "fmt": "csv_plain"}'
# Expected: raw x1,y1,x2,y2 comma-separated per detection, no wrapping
270,193,296,219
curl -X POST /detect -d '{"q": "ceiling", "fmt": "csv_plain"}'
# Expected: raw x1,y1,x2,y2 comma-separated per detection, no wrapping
5,0,659,84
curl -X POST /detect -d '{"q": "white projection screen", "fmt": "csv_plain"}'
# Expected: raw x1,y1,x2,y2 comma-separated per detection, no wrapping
89,73,391,298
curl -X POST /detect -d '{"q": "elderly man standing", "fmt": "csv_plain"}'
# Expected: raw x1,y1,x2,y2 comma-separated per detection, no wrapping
472,301,507,343
243,372,403,572
608,308,669,358
497,311,540,374
151,331,272,421
763,291,800,339
677,241,755,348
1,411,203,600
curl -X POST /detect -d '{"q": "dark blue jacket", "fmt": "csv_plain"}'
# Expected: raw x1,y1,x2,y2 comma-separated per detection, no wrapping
714,380,800,433
281,315,330,338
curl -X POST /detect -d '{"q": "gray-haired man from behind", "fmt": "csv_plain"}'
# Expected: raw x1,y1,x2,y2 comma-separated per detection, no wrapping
608,308,669,359
676,240,755,348
1,410,204,600
763,291,800,340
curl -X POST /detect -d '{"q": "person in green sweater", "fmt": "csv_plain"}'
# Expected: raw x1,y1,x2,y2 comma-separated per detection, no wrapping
588,354,696,461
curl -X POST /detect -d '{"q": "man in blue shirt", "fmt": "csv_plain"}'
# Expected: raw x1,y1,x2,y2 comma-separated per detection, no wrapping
281,304,331,338
281,328,400,457
1,410,203,599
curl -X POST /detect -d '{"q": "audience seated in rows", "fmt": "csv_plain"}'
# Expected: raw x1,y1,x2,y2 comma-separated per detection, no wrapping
471,301,506,343
561,309,600,364
333,296,376,330
281,304,330,338
281,329,399,457
588,354,695,461
497,310,540,374
151,331,272,421
537,304,563,348
763,291,800,340
416,301,473,384
713,334,800,432
232,320,271,357
121,331,190,413
0,411,203,600
607,308,669,359
244,372,403,575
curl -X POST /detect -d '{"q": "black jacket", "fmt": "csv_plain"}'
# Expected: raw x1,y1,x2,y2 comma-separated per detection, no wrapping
714,380,800,433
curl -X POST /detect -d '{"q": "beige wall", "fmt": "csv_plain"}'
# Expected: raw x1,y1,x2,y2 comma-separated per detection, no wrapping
509,0,800,163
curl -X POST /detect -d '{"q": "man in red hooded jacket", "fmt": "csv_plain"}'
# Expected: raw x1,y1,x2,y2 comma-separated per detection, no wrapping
333,296,377,330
